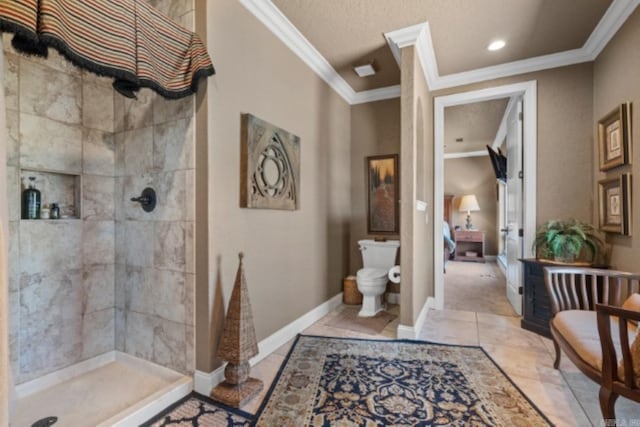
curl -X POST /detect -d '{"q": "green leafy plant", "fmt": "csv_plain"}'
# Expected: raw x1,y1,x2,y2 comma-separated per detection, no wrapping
533,219,607,264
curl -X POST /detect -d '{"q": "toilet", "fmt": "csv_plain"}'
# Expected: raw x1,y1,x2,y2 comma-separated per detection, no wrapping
356,239,400,317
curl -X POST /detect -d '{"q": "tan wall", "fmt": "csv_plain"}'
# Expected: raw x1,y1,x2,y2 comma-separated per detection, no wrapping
444,157,498,255
593,8,640,271
205,0,351,370
349,98,400,273
432,63,594,226
399,46,432,325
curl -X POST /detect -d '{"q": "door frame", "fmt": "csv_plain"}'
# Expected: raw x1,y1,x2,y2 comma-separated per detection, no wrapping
433,80,537,310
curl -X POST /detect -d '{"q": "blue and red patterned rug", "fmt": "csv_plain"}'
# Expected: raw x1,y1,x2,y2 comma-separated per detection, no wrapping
254,335,552,426
144,334,552,426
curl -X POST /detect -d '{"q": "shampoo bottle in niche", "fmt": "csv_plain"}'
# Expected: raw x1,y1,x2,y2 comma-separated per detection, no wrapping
22,176,41,219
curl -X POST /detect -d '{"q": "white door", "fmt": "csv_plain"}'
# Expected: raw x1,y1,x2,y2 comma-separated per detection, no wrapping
505,98,523,315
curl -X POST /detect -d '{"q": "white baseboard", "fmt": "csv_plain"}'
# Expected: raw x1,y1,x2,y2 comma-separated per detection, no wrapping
396,297,435,340
194,292,344,395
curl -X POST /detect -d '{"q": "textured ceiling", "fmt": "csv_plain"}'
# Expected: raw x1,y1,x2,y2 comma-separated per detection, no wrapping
444,98,509,154
273,0,612,92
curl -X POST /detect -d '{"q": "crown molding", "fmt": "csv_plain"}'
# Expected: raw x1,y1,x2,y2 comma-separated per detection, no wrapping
242,0,637,105
351,85,401,104
238,0,355,104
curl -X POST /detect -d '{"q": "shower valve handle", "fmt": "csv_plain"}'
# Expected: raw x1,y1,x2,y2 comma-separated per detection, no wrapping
130,187,157,212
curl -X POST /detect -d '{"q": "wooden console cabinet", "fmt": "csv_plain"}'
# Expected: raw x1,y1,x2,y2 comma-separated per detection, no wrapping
453,230,485,262
519,259,608,339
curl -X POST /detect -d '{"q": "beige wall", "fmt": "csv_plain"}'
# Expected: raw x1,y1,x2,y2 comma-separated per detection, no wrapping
431,63,594,227
349,98,400,273
593,8,640,271
444,157,498,255
399,46,432,326
205,0,351,371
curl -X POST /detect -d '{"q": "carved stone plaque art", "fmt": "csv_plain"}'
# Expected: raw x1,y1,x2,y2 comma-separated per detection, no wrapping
240,113,300,210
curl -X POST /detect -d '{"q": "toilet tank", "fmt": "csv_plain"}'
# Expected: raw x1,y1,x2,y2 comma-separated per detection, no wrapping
358,239,400,269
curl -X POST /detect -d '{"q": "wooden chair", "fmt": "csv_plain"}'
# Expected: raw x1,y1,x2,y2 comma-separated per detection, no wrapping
544,267,640,422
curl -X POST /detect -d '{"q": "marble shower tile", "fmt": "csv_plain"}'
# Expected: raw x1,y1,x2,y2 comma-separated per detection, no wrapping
124,311,187,373
19,220,82,274
115,221,126,265
83,175,115,220
125,221,154,267
114,263,127,309
154,221,193,272
155,170,188,221
20,113,82,173
125,266,186,324
114,93,125,133
83,264,115,313
175,11,194,31
152,95,193,125
83,221,115,266
114,177,125,222
114,132,125,177
3,51,19,110
124,266,153,314
6,109,19,166
83,82,114,132
82,69,113,86
185,325,195,373
120,88,154,130
6,165,20,220
19,58,81,125
81,308,115,359
83,129,115,176
21,48,81,77
123,174,156,220
19,269,83,378
153,117,194,171
124,127,154,175
9,290,20,370
184,273,195,326
115,308,126,351
8,221,19,292
185,169,195,222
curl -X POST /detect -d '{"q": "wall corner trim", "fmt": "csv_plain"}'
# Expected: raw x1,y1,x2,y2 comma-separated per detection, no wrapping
194,292,344,394
396,297,435,340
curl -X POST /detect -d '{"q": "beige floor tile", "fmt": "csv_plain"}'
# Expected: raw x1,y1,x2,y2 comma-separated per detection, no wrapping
426,307,477,322
478,321,547,351
476,311,521,328
509,374,592,427
482,343,565,387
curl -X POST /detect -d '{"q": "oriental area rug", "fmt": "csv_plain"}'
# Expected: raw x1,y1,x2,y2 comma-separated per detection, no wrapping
253,335,552,427
140,392,253,427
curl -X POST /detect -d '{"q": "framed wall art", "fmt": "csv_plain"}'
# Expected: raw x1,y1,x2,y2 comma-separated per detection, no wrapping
366,154,399,234
240,113,300,210
598,173,632,235
598,102,631,171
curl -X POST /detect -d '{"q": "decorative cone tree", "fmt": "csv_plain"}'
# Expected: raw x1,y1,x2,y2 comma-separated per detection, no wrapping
211,252,263,407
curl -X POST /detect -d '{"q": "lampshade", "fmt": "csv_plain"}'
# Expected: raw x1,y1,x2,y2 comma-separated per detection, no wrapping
459,195,480,212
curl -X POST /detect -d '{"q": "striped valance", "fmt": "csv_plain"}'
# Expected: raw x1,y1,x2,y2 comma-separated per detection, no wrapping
0,0,215,99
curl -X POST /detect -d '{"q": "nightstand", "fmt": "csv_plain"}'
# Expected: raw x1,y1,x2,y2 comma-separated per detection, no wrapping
453,230,485,262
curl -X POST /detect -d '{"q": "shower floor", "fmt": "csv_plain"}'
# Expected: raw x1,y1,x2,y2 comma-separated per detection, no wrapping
12,353,191,427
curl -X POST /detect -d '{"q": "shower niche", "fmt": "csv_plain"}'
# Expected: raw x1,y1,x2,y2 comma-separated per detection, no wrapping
19,168,82,220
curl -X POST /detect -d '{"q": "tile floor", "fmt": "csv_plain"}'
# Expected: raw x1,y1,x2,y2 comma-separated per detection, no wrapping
240,304,640,427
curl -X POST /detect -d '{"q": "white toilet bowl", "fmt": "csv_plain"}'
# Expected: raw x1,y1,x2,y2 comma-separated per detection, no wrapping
356,268,388,317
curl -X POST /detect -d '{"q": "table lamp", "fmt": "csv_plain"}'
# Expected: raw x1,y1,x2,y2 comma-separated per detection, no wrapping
459,194,480,230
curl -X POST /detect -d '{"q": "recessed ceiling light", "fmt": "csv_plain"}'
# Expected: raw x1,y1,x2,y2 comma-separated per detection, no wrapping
488,40,506,51
354,63,376,77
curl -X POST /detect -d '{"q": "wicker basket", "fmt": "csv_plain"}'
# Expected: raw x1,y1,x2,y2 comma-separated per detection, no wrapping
343,276,363,305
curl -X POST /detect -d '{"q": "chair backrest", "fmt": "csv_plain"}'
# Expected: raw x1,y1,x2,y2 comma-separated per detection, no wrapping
544,267,640,315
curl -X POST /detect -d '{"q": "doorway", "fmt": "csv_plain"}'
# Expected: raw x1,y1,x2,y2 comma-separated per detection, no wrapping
433,81,537,313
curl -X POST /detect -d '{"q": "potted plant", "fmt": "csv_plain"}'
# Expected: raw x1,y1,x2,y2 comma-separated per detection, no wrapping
533,219,608,265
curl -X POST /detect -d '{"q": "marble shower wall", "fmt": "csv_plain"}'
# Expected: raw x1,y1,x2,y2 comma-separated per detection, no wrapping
113,1,196,374
4,38,116,384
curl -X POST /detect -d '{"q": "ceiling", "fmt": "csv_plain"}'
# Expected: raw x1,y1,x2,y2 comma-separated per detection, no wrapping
272,0,613,92
444,98,509,154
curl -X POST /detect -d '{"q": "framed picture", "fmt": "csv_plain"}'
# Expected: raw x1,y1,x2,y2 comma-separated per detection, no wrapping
598,102,631,171
598,173,632,235
366,154,399,234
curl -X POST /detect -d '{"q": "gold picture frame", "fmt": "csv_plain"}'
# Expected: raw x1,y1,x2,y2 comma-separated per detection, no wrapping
366,154,399,234
598,173,632,235
598,102,631,171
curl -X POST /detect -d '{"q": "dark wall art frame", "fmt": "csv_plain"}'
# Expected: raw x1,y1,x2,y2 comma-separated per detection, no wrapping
366,154,399,234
